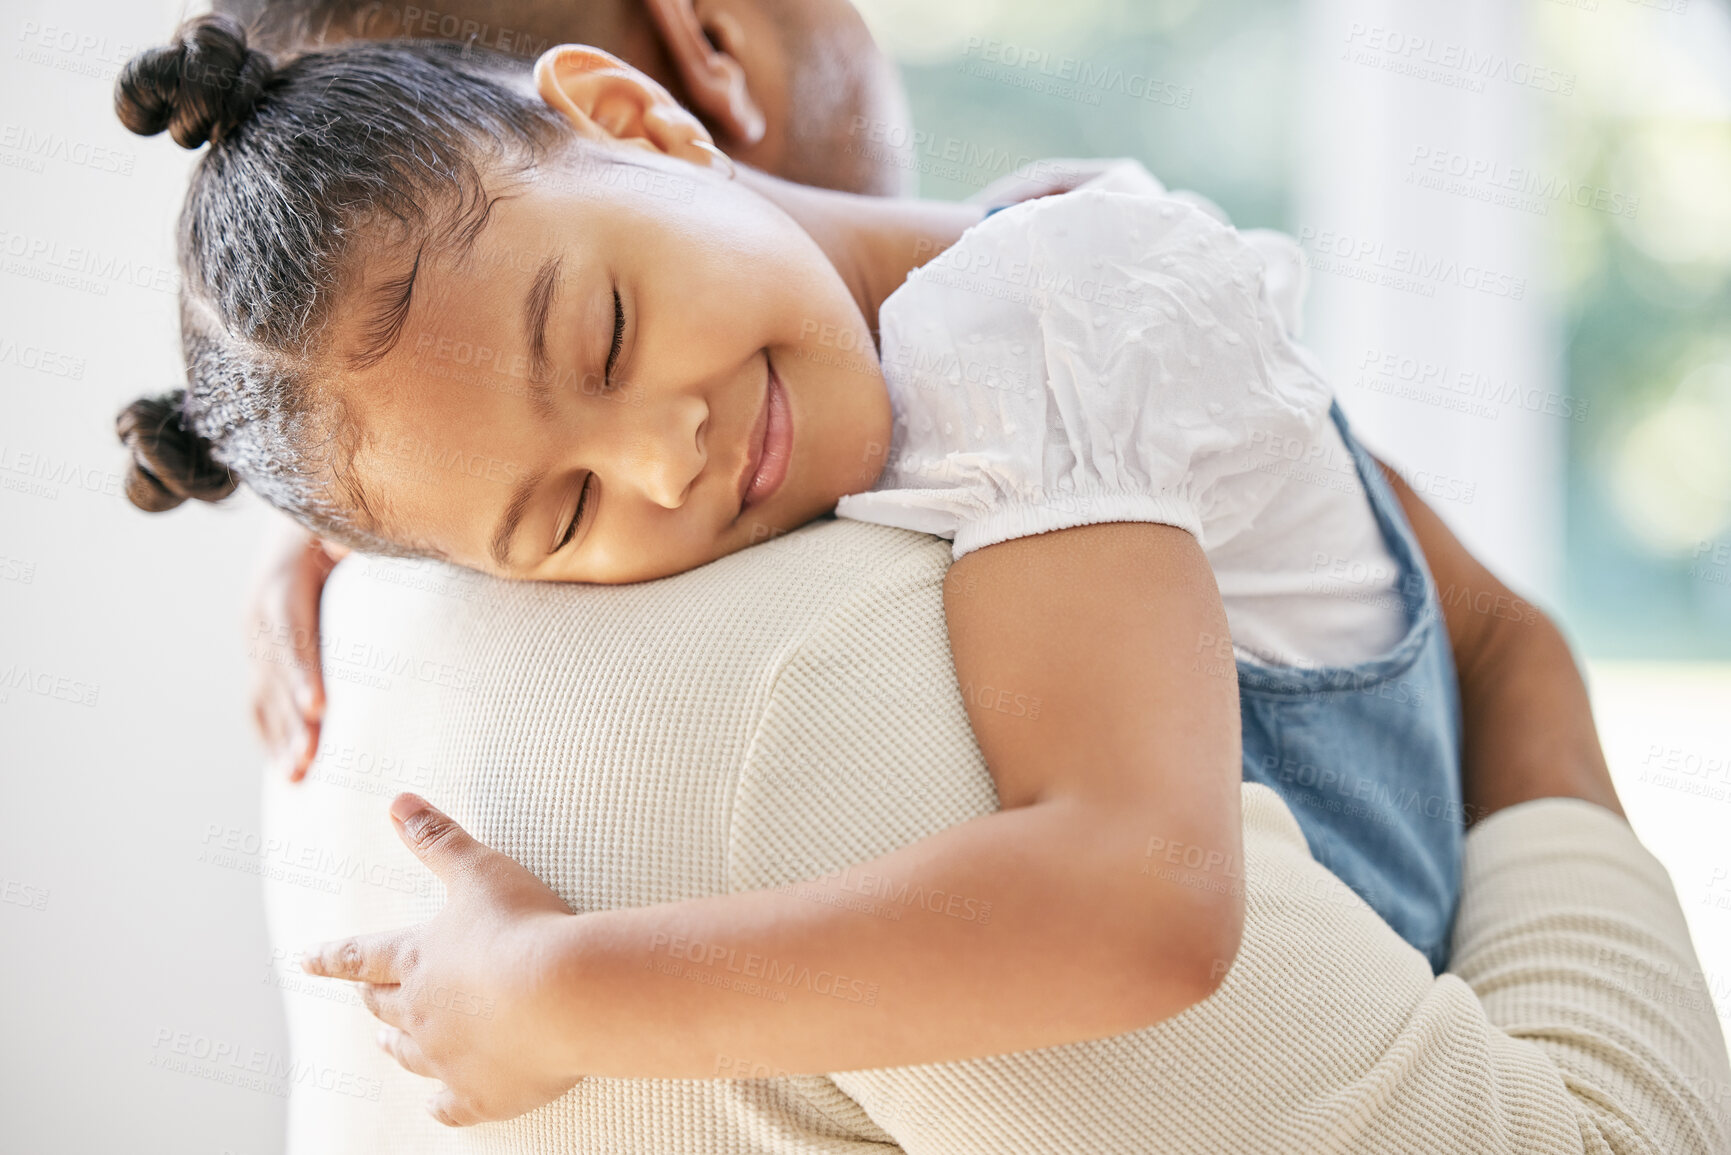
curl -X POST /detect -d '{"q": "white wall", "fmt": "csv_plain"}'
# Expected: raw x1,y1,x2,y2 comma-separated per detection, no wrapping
1295,0,1564,602
0,3,291,1152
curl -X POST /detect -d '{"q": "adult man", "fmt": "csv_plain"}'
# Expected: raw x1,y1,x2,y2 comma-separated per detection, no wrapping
220,0,910,198
235,2,1731,1150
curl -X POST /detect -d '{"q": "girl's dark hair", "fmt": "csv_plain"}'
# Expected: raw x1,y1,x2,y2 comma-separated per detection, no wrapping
113,13,567,550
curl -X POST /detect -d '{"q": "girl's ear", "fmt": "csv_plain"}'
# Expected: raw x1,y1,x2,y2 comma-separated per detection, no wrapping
533,45,729,172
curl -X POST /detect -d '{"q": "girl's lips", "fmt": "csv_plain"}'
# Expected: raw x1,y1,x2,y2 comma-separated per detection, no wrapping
741,358,792,510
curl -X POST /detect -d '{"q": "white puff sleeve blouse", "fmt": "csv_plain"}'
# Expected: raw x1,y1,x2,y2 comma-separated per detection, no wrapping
836,186,1334,559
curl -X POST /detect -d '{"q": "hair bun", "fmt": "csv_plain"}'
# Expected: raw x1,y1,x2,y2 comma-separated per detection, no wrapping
115,392,239,512
114,14,273,149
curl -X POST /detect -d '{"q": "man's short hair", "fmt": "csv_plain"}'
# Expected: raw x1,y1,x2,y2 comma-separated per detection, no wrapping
214,1,613,59
214,0,908,196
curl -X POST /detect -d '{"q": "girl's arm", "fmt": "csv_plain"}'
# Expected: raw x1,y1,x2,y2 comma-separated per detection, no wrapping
305,522,1243,1119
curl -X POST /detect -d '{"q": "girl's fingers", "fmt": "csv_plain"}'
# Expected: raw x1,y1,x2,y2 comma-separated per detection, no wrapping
428,1086,484,1128
290,662,326,727
387,795,488,883
300,931,407,983
290,712,321,782
254,675,303,780
376,1026,435,1077
277,686,303,774
288,546,330,720
358,981,405,1027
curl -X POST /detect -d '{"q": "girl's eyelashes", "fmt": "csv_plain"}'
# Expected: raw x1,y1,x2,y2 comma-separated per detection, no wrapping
554,474,593,553
546,287,616,559
604,287,624,389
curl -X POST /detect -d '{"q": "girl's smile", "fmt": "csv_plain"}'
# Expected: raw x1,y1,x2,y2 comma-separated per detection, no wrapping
739,358,793,512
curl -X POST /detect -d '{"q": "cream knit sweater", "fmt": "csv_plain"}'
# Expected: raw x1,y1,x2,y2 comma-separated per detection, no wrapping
261,519,1730,1154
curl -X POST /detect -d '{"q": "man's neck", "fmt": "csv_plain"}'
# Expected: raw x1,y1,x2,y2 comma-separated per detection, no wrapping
738,167,986,335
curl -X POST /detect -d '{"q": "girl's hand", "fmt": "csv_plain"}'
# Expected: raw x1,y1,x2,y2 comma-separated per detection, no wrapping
300,794,583,1126
246,521,343,781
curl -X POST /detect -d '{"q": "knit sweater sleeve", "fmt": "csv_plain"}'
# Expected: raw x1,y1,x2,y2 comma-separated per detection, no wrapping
820,789,1731,1154
1447,798,1731,1153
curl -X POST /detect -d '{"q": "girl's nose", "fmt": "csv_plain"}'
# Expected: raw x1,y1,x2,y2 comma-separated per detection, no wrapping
619,392,709,509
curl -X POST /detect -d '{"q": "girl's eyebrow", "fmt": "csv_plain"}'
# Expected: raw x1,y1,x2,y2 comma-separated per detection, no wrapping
491,466,549,571
524,254,562,384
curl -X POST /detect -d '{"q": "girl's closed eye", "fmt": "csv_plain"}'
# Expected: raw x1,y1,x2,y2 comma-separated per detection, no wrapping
553,474,594,554
549,288,621,557
605,286,624,389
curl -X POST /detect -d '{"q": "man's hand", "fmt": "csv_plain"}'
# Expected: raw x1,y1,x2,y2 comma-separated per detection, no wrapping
300,794,582,1127
969,157,1128,207
1378,465,1623,822
246,522,342,781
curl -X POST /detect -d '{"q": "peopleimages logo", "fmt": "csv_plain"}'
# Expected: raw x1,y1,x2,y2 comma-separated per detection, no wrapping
149,1028,383,1102
356,5,553,59
1405,145,1639,220
198,824,435,898
1354,347,1590,424
0,123,135,176
1341,22,1577,96
0,335,86,380
0,555,37,585
847,117,1088,190
648,933,881,1006
0,228,180,297
1,877,50,911
1295,227,1527,302
0,663,100,707
1692,541,1731,588
13,20,136,81
958,37,1193,108
0,444,126,502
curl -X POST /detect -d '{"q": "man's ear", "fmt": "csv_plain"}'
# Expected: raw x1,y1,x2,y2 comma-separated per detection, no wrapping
533,45,725,168
639,0,766,147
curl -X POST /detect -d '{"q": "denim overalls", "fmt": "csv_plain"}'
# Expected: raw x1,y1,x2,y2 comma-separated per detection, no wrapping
1236,402,1464,972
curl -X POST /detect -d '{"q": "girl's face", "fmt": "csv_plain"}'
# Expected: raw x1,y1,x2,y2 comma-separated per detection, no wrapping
332,120,892,584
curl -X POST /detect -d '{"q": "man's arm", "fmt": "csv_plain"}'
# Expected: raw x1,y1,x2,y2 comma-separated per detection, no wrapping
1383,469,1728,1150
246,517,343,780
1378,464,1622,821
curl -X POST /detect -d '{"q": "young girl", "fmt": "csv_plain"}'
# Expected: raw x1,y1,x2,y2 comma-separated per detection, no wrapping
115,16,1460,1123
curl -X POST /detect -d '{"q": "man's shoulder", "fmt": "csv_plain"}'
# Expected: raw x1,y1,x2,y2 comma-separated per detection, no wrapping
724,524,997,891
323,519,950,660
723,519,953,609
